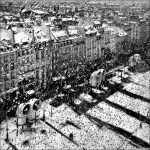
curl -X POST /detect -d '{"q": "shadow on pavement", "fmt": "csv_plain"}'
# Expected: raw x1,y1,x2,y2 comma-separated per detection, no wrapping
104,99,150,124
119,89,150,104
85,113,150,148
4,138,19,150
41,119,79,147
66,120,81,130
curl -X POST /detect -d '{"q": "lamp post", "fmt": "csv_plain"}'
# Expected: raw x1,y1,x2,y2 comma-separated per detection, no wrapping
42,108,46,121
16,115,19,136
5,116,9,142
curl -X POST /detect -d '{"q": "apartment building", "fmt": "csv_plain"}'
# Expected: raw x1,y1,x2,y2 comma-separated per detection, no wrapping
50,28,73,76
128,6,141,16
0,25,53,99
77,25,100,62
130,22,140,43
101,24,127,56
130,20,149,44
50,26,86,77
33,25,52,89
68,26,86,73
0,41,18,99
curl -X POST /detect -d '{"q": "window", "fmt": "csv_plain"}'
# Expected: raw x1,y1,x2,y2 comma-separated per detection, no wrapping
0,84,2,93
30,49,33,54
39,43,41,48
74,46,78,52
27,65,30,71
22,58,25,64
27,57,30,63
46,50,49,57
0,64,3,74
10,54,15,61
0,57,2,64
22,50,25,56
11,72,15,79
26,50,30,55
66,47,69,53
36,52,39,60
133,37,134,41
4,56,8,63
18,51,21,57
10,63,15,70
18,58,22,65
42,70,45,79
36,70,39,79
11,81,15,88
5,81,9,91
41,51,45,59
0,73,2,82
30,56,33,62
4,64,8,72
88,51,91,57
4,74,9,81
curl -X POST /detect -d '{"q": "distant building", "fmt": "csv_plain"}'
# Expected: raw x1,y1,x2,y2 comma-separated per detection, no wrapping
0,25,53,99
0,41,18,99
77,23,102,62
128,6,142,16
50,25,86,77
130,20,149,44
101,24,127,54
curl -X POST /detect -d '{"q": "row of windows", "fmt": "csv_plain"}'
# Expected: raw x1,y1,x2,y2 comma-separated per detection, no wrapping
59,46,72,54
36,50,46,60
36,68,46,79
36,41,53,49
17,56,35,65
0,63,16,73
54,41,73,49
17,49,34,57
0,80,16,92
0,49,51,65
17,65,35,74
0,54,16,64
0,72,16,81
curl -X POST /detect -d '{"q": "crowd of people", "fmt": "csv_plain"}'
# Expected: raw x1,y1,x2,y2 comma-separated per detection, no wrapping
0,55,122,123
1,53,149,123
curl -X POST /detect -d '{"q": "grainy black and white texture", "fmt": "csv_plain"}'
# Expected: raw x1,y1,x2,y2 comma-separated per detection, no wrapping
0,0,150,149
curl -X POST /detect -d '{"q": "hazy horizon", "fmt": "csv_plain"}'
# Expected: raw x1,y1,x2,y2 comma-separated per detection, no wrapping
2,0,150,5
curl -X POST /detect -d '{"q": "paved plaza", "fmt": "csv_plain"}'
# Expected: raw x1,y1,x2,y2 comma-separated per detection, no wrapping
0,71,150,149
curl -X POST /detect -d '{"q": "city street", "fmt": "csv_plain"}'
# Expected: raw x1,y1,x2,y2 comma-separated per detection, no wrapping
1,70,150,149
0,0,150,149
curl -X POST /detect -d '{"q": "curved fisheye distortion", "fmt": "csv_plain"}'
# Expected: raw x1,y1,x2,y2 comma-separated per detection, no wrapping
0,0,150,149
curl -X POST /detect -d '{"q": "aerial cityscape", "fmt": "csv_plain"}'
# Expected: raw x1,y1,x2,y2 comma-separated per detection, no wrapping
0,0,150,149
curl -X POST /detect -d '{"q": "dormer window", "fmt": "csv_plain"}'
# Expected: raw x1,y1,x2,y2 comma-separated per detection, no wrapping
46,42,49,47
44,41,46,47
60,43,63,47
58,43,60,48
63,41,66,46
39,43,41,48
23,42,28,45
13,43,19,49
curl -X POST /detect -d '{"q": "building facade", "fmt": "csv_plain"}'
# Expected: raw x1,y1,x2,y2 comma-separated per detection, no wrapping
0,25,53,99
0,43,18,99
